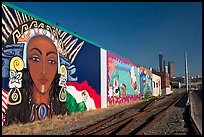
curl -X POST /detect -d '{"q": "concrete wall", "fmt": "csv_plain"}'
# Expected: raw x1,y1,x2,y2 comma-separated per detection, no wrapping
2,2,154,126
152,73,161,96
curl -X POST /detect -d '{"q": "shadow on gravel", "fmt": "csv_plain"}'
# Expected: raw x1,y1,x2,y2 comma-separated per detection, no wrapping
174,93,188,108
174,93,200,135
183,105,200,135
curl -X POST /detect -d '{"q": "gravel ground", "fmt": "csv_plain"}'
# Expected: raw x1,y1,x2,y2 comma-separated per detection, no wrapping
144,92,194,135
40,100,145,135
2,99,144,135
4,90,196,135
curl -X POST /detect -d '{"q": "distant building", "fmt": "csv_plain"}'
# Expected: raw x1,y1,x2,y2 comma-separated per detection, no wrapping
159,53,164,72
165,65,168,73
152,73,161,96
170,76,185,83
153,71,172,95
153,72,170,89
168,61,175,78
149,67,158,73
171,81,181,89
163,60,166,72
196,75,202,78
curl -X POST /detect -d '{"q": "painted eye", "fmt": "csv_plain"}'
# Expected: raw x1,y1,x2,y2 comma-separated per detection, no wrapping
48,59,56,64
30,56,40,62
142,77,146,83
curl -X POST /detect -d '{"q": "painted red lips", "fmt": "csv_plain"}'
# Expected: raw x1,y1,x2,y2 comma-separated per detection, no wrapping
40,79,48,84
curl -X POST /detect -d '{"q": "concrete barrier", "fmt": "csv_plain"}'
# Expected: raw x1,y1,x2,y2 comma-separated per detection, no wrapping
189,91,202,135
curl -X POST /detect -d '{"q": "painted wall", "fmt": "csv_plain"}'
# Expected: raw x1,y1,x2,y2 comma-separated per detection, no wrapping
107,52,153,106
107,52,140,106
139,67,153,99
2,3,154,126
152,73,161,96
2,3,101,126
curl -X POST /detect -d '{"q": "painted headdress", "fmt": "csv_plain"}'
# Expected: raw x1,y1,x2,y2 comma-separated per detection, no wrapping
2,3,85,126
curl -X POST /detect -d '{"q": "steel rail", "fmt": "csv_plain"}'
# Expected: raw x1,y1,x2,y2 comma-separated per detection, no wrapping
72,98,157,135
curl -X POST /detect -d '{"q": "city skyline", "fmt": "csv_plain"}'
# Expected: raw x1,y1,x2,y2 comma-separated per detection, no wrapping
9,2,202,77
168,61,176,78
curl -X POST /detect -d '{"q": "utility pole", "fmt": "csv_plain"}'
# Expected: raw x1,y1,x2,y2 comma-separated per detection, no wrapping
185,52,189,105
188,68,191,90
184,52,189,92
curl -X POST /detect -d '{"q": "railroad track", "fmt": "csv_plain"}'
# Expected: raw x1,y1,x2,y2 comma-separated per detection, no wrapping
71,97,156,135
72,93,185,135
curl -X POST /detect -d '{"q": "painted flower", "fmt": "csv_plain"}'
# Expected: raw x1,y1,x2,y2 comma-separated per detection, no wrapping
59,75,67,87
9,70,22,88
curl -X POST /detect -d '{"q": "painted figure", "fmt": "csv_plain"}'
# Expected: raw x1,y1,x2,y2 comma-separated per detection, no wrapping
120,84,126,97
2,4,101,125
140,69,152,99
130,66,137,90
5,35,67,125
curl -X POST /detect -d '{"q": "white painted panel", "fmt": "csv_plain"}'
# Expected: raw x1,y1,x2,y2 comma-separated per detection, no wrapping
100,48,107,108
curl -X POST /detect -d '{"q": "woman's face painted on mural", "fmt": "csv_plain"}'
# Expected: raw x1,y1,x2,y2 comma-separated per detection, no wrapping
27,36,58,94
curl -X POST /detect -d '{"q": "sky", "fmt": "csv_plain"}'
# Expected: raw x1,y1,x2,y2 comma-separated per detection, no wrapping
10,2,202,77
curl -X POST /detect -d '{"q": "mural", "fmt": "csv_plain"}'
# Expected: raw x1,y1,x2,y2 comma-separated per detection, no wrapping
2,2,154,127
2,3,101,126
139,67,153,99
107,52,141,106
